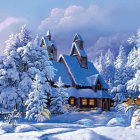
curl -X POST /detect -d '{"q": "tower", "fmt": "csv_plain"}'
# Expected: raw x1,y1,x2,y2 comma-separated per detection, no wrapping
70,33,88,69
40,30,57,61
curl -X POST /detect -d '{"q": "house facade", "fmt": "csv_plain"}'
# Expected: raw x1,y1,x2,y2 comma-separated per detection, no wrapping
40,31,112,111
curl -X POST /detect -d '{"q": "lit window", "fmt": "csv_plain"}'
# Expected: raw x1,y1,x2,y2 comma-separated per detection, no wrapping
82,98,87,105
70,98,74,105
111,102,114,106
89,99,94,105
105,98,107,102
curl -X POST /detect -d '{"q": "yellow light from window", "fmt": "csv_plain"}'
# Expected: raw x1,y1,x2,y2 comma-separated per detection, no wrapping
70,98,74,105
82,99,87,105
105,98,107,102
89,99,94,105
111,102,114,106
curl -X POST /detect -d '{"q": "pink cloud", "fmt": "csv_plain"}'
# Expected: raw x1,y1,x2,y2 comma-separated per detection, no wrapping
0,17,27,32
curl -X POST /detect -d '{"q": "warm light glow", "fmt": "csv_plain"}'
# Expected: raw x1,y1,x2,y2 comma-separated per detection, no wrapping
105,98,107,102
89,99,94,105
70,98,74,105
82,98,87,105
111,102,114,106
134,98,140,106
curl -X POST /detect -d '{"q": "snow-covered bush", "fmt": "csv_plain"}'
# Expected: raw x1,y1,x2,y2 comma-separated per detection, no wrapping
131,108,140,128
25,74,51,122
50,77,69,114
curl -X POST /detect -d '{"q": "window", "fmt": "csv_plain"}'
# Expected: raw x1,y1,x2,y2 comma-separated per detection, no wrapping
105,98,107,102
82,98,87,105
70,98,74,105
89,99,94,105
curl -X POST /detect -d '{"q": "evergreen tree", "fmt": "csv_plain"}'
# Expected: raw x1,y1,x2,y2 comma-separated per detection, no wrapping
94,49,115,88
17,35,55,105
50,77,69,114
104,48,115,86
25,74,50,122
0,33,22,109
18,24,32,46
114,45,127,86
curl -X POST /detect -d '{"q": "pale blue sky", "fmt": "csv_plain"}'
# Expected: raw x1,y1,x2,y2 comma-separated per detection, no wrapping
0,0,140,58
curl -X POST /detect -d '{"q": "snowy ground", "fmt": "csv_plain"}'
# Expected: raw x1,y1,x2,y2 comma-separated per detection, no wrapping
0,109,140,140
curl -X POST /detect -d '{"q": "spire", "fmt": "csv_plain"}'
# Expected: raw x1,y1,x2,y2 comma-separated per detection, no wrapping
46,30,51,41
73,33,83,42
73,33,83,49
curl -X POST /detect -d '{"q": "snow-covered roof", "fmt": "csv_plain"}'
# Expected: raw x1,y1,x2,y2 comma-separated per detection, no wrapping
87,74,109,89
52,61,72,86
42,36,57,49
68,87,111,98
70,42,87,57
73,33,84,42
58,54,108,89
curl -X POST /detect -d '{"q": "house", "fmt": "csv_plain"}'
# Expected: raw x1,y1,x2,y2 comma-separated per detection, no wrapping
40,31,112,111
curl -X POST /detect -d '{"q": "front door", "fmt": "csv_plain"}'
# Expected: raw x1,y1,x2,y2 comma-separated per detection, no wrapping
103,102,108,111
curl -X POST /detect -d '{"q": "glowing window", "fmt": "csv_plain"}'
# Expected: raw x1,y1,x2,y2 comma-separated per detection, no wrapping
105,98,107,102
89,99,94,105
111,102,114,106
82,99,87,105
70,98,74,105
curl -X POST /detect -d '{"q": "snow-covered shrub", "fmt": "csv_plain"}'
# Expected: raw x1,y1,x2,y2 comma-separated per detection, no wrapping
8,109,22,127
25,74,51,122
131,108,140,128
50,77,69,114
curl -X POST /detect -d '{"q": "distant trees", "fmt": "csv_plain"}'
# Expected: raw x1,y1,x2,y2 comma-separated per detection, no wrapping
94,48,115,89
94,29,140,102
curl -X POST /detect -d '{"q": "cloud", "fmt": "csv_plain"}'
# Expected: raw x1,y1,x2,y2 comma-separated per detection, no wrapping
87,33,132,60
0,17,27,32
38,5,109,31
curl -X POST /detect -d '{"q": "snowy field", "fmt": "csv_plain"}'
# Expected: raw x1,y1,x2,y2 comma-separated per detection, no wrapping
0,109,140,140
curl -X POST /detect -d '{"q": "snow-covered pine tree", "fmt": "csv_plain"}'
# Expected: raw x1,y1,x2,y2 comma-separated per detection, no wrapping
114,45,127,86
17,34,55,112
0,34,21,110
18,24,32,46
94,49,115,89
104,48,115,86
25,74,51,122
0,25,32,110
126,41,140,96
97,52,105,76
50,77,69,114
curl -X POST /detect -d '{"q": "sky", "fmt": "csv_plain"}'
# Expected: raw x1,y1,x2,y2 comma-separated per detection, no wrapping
0,0,140,59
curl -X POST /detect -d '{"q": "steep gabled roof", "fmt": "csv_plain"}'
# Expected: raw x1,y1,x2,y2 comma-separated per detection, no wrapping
73,33,83,42
86,74,109,89
70,42,87,57
41,36,57,49
52,61,72,86
58,54,107,87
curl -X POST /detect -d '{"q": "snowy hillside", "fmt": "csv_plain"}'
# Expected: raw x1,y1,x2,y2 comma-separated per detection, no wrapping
0,110,140,140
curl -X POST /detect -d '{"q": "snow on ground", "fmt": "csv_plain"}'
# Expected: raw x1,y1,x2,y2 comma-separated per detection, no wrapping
0,109,140,140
